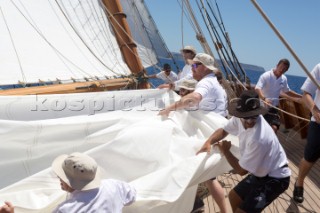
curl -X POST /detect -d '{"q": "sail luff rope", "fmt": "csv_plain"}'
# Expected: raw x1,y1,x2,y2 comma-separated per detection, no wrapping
55,0,125,76
250,0,320,90
0,7,27,84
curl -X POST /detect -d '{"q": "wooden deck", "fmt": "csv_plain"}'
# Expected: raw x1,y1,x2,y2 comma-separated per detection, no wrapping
203,126,320,213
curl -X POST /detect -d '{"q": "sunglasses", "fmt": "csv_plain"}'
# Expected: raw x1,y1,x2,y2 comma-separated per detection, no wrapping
242,115,259,120
192,63,202,69
183,50,193,54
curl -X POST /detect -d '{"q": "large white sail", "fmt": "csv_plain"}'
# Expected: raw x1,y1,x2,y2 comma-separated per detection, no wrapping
0,0,162,87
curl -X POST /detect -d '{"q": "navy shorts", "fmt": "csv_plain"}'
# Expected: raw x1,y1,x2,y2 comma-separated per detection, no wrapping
304,121,320,162
263,108,280,128
234,174,290,213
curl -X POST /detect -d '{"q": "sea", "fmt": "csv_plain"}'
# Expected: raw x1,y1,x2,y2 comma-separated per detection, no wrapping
147,53,307,94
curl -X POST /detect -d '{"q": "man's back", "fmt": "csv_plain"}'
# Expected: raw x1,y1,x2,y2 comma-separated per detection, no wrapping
53,179,136,213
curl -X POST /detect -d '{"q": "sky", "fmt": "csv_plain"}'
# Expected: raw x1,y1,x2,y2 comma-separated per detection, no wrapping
146,0,320,77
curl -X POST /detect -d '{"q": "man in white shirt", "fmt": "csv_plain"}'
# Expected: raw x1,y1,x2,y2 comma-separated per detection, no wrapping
158,45,196,91
294,63,320,203
159,53,228,213
51,152,136,213
197,90,291,213
255,58,301,132
159,53,227,117
148,63,178,84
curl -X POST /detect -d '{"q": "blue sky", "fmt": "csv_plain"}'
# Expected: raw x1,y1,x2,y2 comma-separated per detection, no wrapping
146,0,320,77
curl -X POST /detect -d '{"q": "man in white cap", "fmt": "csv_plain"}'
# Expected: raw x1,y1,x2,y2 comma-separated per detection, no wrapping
197,90,291,213
52,152,136,213
179,79,197,97
158,45,196,91
159,53,228,213
159,53,227,117
0,152,136,213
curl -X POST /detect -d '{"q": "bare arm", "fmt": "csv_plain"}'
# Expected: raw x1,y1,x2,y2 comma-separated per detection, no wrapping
196,128,228,154
215,140,248,176
302,91,320,123
147,74,157,79
281,90,302,103
255,88,272,106
158,92,202,116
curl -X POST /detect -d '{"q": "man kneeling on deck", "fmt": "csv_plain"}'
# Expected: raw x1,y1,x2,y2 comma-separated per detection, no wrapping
197,90,291,213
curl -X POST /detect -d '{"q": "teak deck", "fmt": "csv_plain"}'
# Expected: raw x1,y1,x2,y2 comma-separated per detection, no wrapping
203,126,320,213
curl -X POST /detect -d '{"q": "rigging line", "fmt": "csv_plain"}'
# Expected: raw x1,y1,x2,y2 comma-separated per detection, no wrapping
195,0,234,78
210,0,226,32
54,0,122,76
0,7,27,84
200,0,241,79
250,0,320,90
76,0,120,70
16,0,93,78
177,0,197,34
60,0,125,75
142,0,181,71
183,0,214,56
205,1,247,81
10,0,96,78
58,1,114,76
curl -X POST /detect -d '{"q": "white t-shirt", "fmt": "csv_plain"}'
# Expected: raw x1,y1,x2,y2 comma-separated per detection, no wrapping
53,179,136,213
194,73,227,117
223,116,291,178
174,64,194,90
156,71,178,83
255,70,290,106
301,63,320,122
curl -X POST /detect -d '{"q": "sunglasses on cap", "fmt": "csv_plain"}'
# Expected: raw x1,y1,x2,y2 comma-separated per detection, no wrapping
242,115,259,120
192,63,202,69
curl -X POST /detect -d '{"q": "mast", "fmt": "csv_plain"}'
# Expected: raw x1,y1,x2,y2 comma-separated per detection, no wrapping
102,0,150,89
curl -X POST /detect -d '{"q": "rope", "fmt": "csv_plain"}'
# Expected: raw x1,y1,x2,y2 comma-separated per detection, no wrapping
0,7,27,84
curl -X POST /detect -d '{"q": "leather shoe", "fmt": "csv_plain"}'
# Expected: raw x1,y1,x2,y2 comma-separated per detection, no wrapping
293,182,304,203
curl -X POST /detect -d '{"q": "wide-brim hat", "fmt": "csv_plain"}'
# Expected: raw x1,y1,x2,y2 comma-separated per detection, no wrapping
180,45,196,55
189,53,218,72
228,90,268,118
179,79,197,91
52,152,101,191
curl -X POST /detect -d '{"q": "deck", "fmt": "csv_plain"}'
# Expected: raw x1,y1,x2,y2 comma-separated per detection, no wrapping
203,125,320,213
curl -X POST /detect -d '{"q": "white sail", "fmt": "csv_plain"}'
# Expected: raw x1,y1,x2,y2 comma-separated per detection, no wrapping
0,0,162,86
0,89,239,212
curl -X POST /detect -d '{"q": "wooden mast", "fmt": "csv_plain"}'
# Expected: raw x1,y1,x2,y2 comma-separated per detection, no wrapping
101,0,150,89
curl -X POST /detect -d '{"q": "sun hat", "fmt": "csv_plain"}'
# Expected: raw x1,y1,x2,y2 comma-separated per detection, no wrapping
191,53,218,72
180,45,197,55
52,152,101,191
179,79,197,91
228,90,268,118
